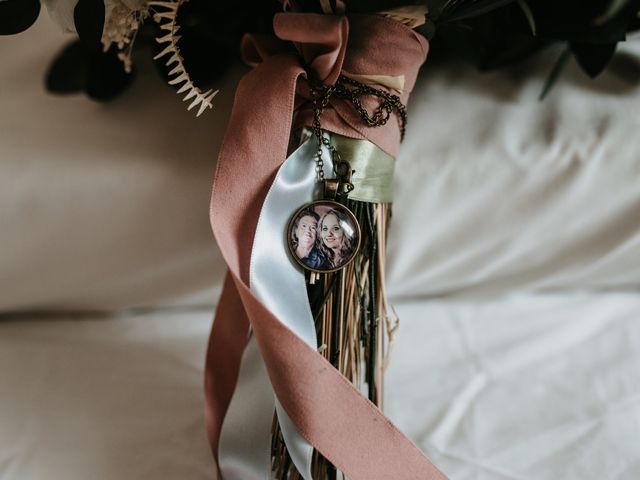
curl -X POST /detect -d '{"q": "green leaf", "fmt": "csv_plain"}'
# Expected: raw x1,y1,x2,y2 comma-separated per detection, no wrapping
539,47,571,100
570,41,617,77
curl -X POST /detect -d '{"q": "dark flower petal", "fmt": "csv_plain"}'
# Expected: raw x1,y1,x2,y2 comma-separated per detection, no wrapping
0,0,40,36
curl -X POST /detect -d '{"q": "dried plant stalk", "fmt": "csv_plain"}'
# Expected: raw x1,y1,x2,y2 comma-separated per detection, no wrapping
271,200,397,479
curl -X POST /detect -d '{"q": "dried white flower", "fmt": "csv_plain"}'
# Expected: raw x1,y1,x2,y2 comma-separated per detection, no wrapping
102,0,150,73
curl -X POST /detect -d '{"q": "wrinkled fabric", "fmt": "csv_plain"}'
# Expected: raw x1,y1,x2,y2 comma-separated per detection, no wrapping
2,293,640,479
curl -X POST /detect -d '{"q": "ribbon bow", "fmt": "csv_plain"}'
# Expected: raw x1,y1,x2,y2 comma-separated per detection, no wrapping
243,13,348,86
206,12,446,480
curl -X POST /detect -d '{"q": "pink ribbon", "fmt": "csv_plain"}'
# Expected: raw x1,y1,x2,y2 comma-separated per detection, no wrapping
206,12,447,479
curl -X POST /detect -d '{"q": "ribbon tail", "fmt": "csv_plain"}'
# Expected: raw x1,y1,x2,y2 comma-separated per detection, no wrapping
204,272,251,477
250,136,334,478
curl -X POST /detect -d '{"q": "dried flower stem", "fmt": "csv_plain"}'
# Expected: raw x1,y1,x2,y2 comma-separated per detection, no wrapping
271,200,396,479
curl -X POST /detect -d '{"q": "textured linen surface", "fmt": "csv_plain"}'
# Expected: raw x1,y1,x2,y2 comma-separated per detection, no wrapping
1,293,639,479
1,19,639,311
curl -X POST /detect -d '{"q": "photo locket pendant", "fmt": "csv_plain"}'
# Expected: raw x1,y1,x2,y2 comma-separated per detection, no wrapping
287,198,361,274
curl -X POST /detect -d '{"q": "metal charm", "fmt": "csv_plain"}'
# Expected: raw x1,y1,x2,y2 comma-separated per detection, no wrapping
287,199,361,274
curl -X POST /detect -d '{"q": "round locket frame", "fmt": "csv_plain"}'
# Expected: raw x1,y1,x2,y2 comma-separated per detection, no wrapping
287,200,361,274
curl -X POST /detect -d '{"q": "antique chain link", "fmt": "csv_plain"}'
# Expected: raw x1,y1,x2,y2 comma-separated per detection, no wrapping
309,74,408,190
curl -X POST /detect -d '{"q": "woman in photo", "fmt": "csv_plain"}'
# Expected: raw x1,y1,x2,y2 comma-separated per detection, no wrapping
318,208,355,269
291,208,325,270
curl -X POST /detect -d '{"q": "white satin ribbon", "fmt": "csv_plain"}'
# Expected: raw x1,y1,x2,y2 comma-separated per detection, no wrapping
247,135,335,479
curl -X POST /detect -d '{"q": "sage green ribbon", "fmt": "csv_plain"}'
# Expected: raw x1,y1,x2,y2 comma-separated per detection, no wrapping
330,134,395,203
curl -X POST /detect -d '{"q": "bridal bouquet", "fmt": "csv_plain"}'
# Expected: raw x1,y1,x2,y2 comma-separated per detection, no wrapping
2,1,638,479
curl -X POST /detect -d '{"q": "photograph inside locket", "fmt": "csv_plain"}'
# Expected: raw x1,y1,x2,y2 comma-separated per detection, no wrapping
290,203,359,271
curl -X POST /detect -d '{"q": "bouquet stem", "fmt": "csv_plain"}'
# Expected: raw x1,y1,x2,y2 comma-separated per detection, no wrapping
271,200,397,478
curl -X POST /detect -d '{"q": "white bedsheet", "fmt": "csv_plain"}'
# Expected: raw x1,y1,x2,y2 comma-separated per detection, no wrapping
386,294,640,479
1,292,639,479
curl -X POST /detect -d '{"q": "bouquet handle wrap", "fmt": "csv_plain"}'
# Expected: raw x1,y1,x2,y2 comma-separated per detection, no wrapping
206,12,447,479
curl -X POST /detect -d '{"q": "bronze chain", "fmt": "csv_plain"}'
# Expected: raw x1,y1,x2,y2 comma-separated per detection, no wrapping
309,74,408,192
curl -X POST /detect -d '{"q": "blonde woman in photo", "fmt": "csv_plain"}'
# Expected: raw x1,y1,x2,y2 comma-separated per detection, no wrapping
318,208,355,269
